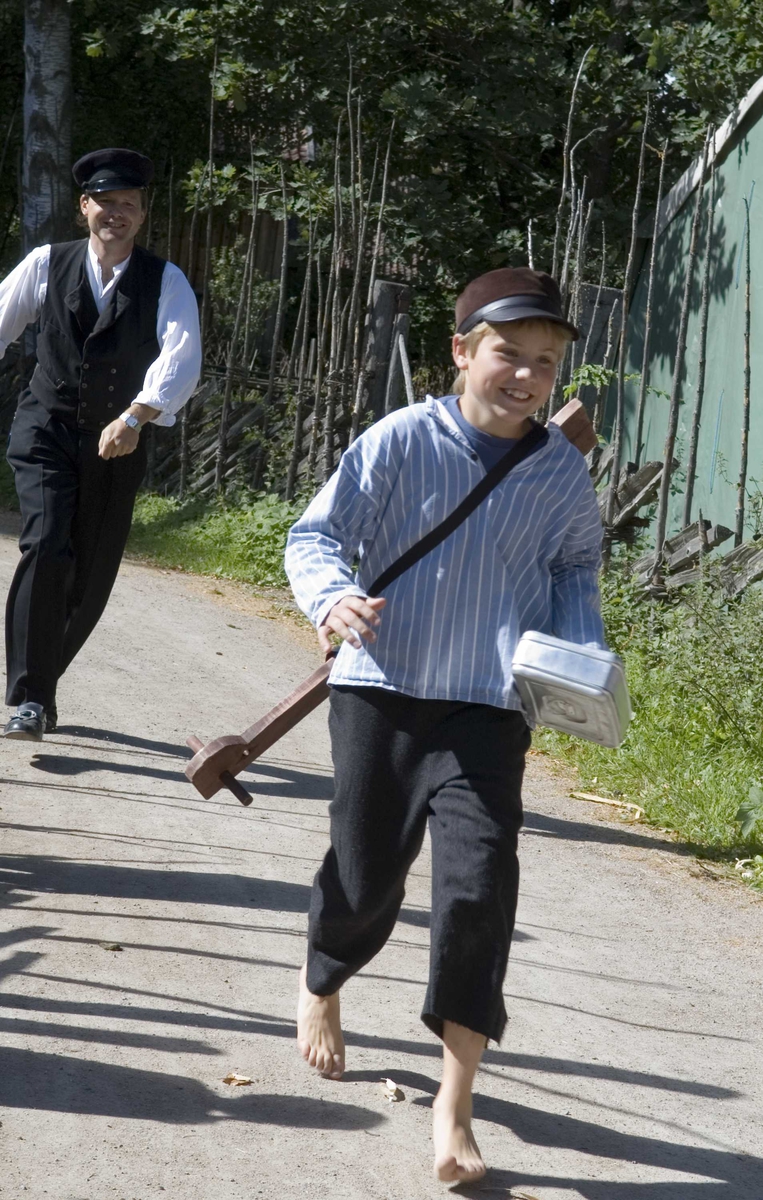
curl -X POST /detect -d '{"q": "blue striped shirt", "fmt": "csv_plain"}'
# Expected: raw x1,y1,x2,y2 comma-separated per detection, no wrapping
285,396,605,712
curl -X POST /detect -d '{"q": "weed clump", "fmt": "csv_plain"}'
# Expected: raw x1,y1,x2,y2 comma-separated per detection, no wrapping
537,562,763,866
128,490,299,588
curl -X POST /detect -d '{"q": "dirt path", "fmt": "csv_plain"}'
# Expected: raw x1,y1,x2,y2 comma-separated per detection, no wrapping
0,525,761,1200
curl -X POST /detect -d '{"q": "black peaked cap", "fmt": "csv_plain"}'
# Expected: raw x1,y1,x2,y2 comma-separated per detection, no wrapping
72,148,154,193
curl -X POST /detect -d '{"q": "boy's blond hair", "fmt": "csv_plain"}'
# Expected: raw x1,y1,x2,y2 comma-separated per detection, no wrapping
451,318,571,395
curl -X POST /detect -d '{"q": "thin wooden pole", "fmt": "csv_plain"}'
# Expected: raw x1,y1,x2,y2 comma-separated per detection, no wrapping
349,120,395,443
242,159,260,375
736,193,752,546
652,127,712,583
683,144,715,527
199,41,218,354
308,241,328,483
593,298,618,435
526,218,534,269
286,216,315,500
254,160,289,489
215,202,257,492
551,45,592,279
634,139,669,468
166,157,174,262
322,117,345,482
604,97,650,543
580,221,606,369
399,333,415,406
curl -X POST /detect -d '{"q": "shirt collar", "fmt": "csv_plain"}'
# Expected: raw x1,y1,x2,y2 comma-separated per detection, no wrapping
87,242,132,290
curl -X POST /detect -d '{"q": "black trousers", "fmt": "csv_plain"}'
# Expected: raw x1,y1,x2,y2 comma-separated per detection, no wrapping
5,393,147,709
307,686,531,1044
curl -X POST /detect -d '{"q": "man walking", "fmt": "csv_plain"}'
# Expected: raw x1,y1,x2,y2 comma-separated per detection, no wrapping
0,148,201,739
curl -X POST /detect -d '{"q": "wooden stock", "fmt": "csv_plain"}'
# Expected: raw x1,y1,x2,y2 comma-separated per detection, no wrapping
185,400,596,801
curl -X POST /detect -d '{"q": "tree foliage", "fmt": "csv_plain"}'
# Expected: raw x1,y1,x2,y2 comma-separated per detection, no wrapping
2,0,763,351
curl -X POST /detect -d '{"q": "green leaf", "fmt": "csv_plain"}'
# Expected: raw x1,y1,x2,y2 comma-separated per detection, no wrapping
736,784,763,837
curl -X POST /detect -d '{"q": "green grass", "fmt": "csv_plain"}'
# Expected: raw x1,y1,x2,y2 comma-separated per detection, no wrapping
127,490,300,588
535,558,763,882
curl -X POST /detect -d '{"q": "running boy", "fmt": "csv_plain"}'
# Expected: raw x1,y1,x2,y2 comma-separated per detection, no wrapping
284,267,605,1183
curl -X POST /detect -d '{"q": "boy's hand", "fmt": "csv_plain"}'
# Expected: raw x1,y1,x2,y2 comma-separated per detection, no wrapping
318,595,387,654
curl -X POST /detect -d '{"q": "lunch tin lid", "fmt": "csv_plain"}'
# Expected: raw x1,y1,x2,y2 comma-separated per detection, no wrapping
512,631,632,748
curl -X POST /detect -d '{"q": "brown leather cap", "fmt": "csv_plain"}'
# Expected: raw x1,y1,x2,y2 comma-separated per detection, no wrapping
455,267,579,340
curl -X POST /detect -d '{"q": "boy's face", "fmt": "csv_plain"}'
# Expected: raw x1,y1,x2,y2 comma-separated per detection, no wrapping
452,321,566,437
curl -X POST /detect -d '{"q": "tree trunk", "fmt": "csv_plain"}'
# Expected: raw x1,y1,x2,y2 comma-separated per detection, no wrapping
22,0,72,252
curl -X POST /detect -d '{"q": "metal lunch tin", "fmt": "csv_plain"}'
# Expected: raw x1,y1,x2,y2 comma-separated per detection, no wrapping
511,631,632,748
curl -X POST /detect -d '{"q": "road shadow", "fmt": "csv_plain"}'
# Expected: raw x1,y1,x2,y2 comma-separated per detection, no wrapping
0,853,312,911
30,741,335,801
523,809,691,855
0,1045,383,1129
333,1070,757,1197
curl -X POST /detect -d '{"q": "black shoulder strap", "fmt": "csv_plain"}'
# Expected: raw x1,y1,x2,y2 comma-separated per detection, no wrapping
368,420,549,597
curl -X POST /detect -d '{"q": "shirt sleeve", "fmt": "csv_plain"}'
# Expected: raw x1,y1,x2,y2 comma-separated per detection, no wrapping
132,262,202,426
285,423,403,628
0,246,50,357
549,460,607,648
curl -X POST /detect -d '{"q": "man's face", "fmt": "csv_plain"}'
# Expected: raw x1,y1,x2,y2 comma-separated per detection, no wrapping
80,189,146,247
453,321,566,434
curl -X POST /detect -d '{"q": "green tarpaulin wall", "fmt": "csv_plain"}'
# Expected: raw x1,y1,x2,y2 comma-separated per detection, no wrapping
610,77,763,542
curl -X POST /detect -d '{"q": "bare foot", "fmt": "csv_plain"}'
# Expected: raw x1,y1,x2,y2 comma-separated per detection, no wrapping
297,964,345,1079
432,1093,486,1184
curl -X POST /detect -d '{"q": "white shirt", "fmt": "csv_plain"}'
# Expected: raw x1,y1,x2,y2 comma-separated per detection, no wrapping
0,243,202,426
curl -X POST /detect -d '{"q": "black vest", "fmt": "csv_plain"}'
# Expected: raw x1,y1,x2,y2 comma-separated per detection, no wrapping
30,239,166,432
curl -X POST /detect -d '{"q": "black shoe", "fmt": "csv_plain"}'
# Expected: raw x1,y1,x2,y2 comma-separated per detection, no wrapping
45,704,58,733
4,703,45,741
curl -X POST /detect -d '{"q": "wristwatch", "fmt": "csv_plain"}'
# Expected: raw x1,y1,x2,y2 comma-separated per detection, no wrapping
119,412,141,432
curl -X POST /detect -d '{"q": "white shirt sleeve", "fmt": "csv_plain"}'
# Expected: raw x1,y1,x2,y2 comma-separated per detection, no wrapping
132,261,202,427
0,245,50,357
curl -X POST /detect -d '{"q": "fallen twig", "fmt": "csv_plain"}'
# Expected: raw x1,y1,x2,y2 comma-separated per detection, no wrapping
570,791,645,818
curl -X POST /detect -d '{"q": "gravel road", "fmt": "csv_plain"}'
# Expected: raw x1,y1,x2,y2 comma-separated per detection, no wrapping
0,522,761,1200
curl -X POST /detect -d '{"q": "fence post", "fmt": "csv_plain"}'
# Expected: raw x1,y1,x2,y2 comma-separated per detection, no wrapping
363,280,411,421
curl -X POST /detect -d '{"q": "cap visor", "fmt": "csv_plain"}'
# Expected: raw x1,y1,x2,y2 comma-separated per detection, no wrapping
85,177,145,193
472,303,579,340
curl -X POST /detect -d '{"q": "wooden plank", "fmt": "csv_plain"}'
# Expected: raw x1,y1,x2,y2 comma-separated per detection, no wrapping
612,462,663,527
667,523,733,573
720,542,763,598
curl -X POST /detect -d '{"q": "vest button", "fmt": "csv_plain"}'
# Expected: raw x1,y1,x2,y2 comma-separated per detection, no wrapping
108,386,114,392
110,368,117,374
79,419,85,426
107,403,113,409
81,402,87,408
82,382,88,389
83,363,90,370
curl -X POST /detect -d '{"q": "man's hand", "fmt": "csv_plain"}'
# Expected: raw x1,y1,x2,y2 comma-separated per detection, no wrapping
318,595,387,654
98,418,140,459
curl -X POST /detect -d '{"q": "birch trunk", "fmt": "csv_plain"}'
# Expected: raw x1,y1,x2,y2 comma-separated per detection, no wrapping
22,0,72,251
